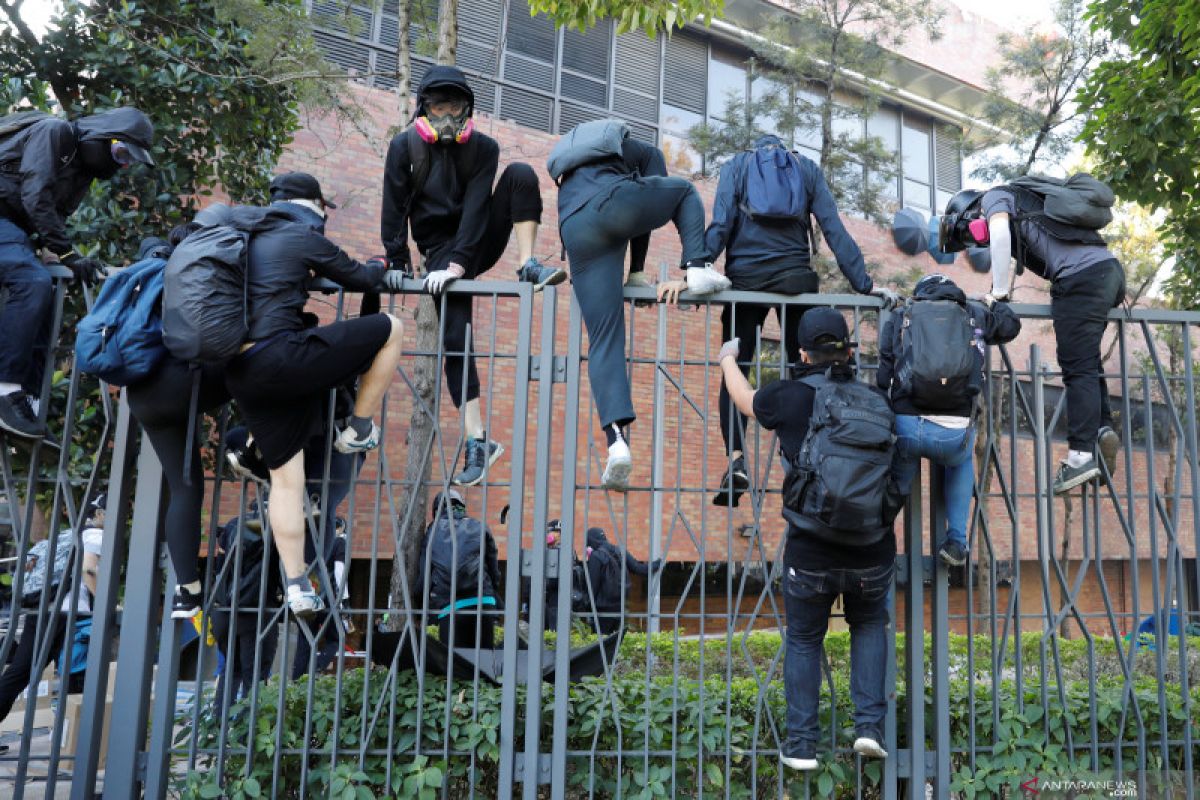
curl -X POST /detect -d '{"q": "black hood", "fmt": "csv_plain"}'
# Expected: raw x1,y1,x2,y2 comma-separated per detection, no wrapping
416,65,475,117
75,107,155,165
137,236,171,260
913,274,967,304
586,527,608,549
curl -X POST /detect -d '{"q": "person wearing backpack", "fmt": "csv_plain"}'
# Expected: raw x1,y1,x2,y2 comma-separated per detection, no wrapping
381,66,562,488
578,526,661,635
552,119,731,490
704,135,896,507
719,308,895,771
940,178,1124,494
223,172,405,619
416,490,503,649
877,273,1021,566
0,493,107,728
0,107,155,439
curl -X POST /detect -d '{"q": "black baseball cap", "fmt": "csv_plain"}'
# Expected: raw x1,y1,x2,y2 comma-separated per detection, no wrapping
798,308,856,352
269,172,337,208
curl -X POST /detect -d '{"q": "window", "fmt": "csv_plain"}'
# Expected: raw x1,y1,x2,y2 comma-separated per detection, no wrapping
708,47,747,124
793,85,823,161
902,115,933,212
750,73,787,140
660,104,704,173
867,106,900,199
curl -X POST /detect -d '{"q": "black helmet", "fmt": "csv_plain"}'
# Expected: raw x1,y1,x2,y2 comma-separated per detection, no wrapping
938,189,986,254
944,189,984,218
431,488,466,517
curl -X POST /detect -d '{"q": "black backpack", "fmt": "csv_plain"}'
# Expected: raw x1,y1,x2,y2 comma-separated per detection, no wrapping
782,371,895,544
0,110,53,168
404,126,479,215
213,518,280,610
994,180,1109,277
894,299,980,411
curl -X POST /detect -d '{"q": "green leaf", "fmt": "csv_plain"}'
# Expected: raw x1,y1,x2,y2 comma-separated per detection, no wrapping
706,762,724,788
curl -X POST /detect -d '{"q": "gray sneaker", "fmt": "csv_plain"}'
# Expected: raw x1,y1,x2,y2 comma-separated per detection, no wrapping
454,438,505,486
516,259,566,292
1053,458,1101,495
1097,426,1120,477
0,391,48,439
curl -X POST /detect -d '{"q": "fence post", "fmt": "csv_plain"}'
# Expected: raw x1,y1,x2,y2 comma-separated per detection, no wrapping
904,461,926,797
930,467,950,799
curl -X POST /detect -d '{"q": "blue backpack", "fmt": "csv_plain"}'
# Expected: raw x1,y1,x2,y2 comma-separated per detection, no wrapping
740,144,809,222
76,256,169,386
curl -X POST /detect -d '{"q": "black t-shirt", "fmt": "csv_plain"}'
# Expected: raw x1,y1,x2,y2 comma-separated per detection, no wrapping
752,364,898,571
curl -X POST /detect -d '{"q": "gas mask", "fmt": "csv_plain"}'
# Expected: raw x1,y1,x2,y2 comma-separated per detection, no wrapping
415,92,474,144
938,212,990,253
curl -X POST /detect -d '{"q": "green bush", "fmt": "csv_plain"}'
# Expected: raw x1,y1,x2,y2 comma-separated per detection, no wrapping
176,632,1200,798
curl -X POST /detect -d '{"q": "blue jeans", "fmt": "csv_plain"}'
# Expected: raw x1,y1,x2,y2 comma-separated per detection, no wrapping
0,217,53,391
784,563,892,753
891,415,976,546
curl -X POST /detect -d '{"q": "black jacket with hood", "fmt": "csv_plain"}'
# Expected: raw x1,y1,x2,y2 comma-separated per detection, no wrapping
876,277,1022,418
418,509,502,613
0,108,154,255
243,201,387,341
583,527,658,610
381,66,501,271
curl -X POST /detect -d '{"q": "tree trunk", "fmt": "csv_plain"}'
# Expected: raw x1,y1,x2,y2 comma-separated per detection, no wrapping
387,0,458,628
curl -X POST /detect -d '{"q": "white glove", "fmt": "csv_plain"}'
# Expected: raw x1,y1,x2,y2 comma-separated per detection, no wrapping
425,262,465,295
870,286,900,309
719,338,741,363
382,270,408,291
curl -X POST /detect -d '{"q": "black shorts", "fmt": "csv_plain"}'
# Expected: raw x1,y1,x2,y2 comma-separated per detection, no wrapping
225,315,392,469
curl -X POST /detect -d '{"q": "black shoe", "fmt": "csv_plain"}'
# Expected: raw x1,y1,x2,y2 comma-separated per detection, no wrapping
712,457,750,507
516,259,566,292
454,438,505,486
1097,426,1120,477
226,439,269,482
0,391,48,439
938,538,968,568
1053,458,1101,495
171,585,203,619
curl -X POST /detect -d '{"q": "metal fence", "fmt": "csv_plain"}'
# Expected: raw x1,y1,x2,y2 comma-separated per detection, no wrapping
1,270,1198,799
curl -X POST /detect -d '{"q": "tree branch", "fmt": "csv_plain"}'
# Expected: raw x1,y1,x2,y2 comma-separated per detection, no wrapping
0,0,76,107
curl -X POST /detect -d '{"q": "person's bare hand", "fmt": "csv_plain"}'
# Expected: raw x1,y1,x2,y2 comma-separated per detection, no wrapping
657,279,688,305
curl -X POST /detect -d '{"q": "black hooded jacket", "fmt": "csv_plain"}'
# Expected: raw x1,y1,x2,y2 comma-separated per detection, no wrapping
380,66,501,270
243,201,387,341
582,528,658,610
877,279,1022,417
418,509,502,612
0,108,154,255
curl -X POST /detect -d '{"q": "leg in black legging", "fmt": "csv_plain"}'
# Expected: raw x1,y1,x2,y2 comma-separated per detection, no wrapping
718,302,770,457
0,612,64,723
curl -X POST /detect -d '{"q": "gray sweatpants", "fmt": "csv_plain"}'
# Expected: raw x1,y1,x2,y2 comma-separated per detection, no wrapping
559,175,708,428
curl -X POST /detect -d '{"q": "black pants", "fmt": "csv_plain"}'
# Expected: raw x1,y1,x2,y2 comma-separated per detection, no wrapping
127,359,230,586
719,301,806,456
212,610,278,710
291,611,341,679
424,163,543,408
0,612,70,724
437,611,497,649
1050,259,1125,452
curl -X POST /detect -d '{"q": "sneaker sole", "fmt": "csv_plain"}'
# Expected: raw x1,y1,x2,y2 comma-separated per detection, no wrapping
732,472,750,491
531,269,567,292
712,489,743,507
780,755,818,771
1053,466,1101,495
171,606,200,620
225,452,263,482
334,438,379,455
454,442,507,487
290,603,324,621
1098,430,1120,477
0,417,47,439
603,459,632,491
852,738,888,759
939,550,968,568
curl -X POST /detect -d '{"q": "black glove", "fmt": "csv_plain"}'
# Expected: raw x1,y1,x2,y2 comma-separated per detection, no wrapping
366,256,390,272
378,254,412,277
62,253,104,285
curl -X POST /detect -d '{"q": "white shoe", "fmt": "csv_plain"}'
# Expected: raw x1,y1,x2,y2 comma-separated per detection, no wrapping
685,265,731,295
780,753,819,771
853,736,888,759
334,421,380,454
602,439,632,491
287,585,325,619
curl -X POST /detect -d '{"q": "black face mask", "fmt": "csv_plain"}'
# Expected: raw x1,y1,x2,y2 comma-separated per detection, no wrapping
78,139,119,179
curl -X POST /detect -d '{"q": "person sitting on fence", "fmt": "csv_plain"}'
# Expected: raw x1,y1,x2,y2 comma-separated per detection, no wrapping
550,118,730,492
417,489,503,649
718,308,896,771
877,273,1021,567
0,107,155,440
0,493,106,732
939,177,1125,495
223,172,405,619
703,134,896,507
381,65,563,488
577,526,661,635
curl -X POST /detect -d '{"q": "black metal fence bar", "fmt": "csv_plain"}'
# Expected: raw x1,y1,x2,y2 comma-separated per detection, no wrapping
1,277,1198,798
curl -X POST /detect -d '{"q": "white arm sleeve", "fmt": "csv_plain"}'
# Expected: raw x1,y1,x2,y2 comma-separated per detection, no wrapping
988,214,1012,296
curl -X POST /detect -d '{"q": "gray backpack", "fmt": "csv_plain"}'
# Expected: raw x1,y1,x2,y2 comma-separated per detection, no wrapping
1009,173,1114,231
546,119,629,183
781,371,895,544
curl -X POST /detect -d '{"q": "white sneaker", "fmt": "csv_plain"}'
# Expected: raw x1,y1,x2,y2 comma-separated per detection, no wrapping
287,585,325,619
685,265,731,295
334,421,380,454
780,753,818,771
853,736,888,759
602,439,632,491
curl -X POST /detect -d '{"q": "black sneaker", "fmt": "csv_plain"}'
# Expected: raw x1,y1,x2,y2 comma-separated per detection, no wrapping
226,439,269,482
938,538,968,568
516,259,566,292
171,585,203,619
0,391,48,439
1097,426,1120,477
454,438,505,486
712,456,750,507
1053,458,1101,495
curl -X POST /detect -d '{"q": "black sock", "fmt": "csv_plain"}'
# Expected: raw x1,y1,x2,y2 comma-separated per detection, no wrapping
604,423,628,447
349,415,373,437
